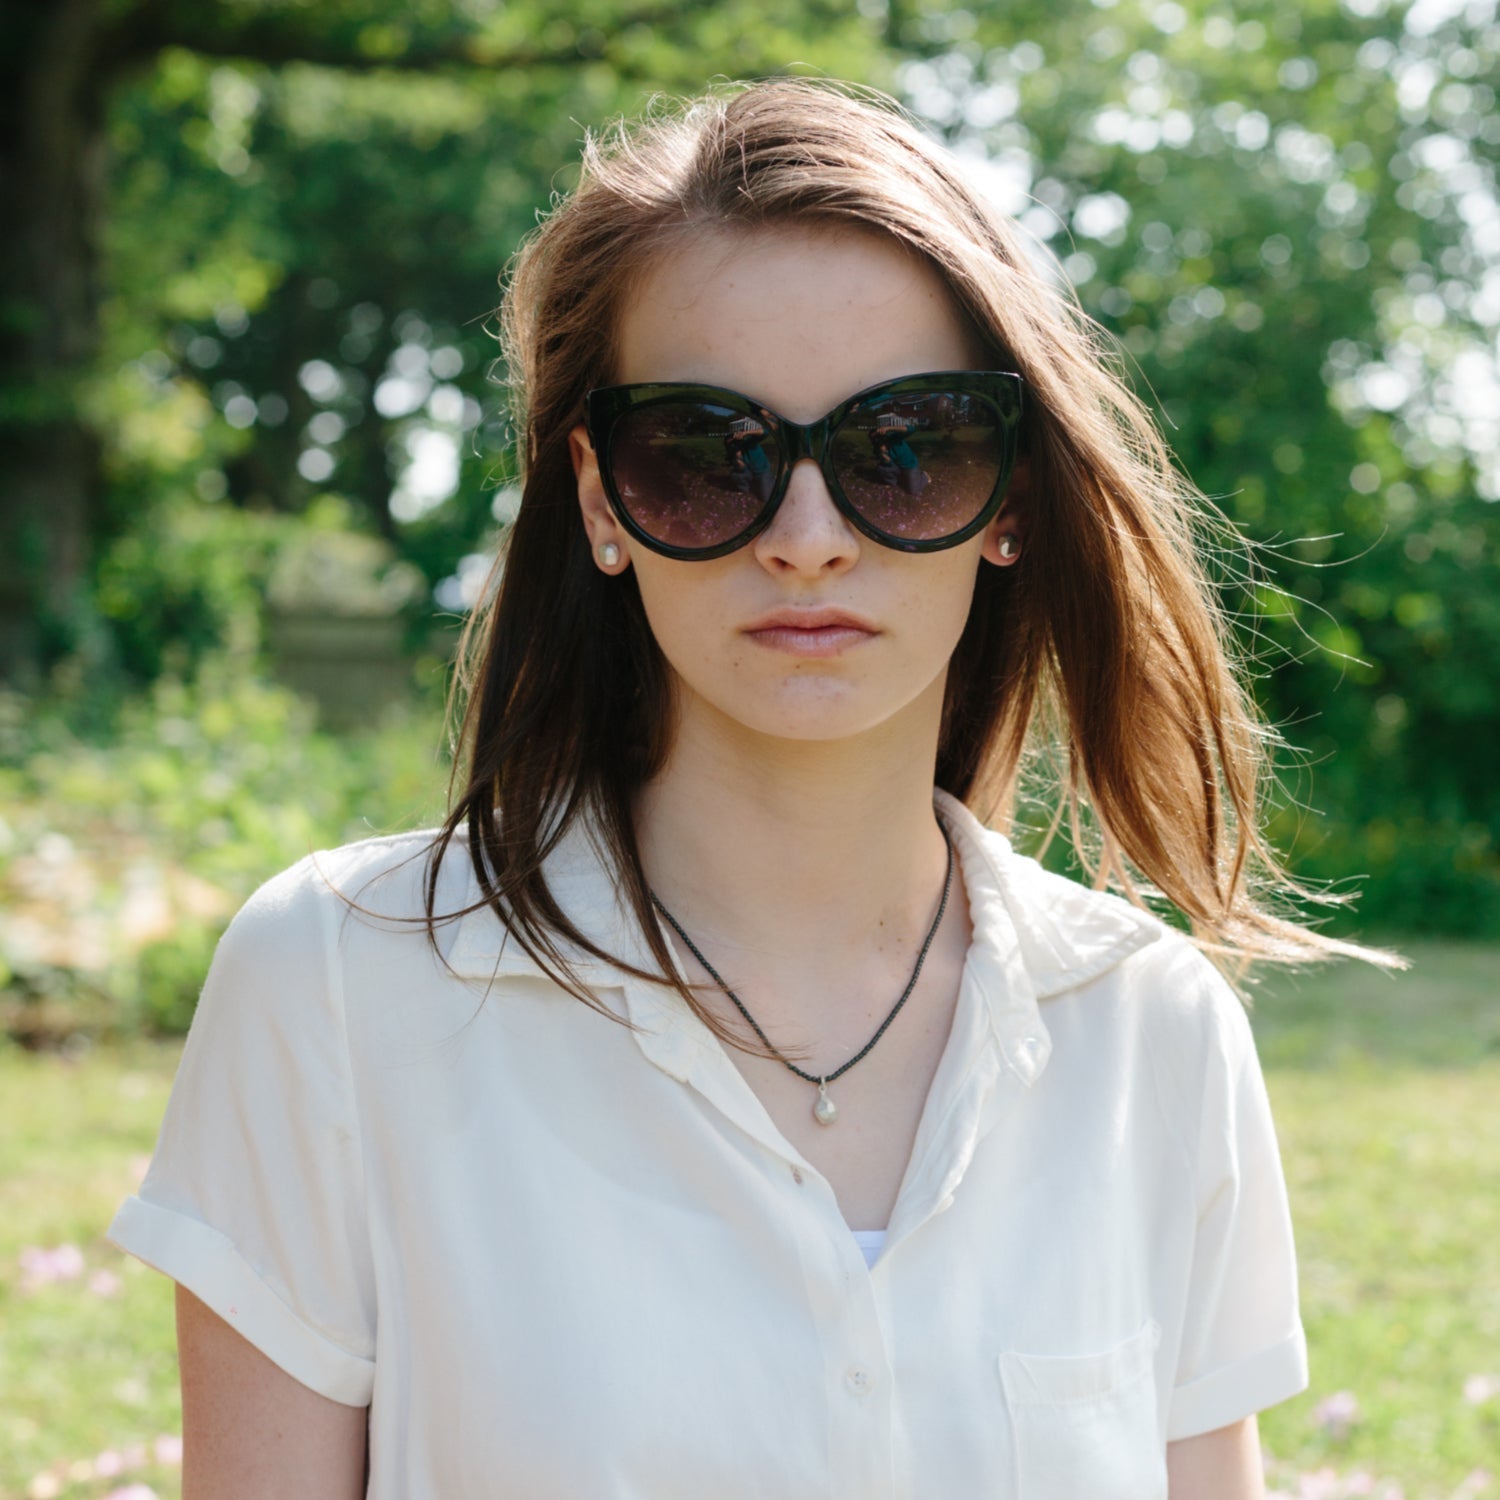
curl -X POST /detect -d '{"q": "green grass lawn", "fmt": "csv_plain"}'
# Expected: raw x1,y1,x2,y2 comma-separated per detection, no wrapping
1,941,1497,1499
0,1039,183,1500
1245,942,1500,1496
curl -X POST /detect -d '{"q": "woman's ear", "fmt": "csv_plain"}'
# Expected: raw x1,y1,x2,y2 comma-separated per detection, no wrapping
569,421,631,574
980,456,1029,568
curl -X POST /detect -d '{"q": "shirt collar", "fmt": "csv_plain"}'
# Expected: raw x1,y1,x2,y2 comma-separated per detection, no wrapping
445,816,635,981
445,790,1162,1087
930,788,1160,1085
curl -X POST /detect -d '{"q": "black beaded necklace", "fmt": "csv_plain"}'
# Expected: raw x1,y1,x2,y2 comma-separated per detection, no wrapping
649,824,955,1127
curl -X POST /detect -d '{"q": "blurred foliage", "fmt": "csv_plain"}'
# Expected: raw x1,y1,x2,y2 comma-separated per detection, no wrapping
9,0,1500,933
903,0,1499,933
266,509,426,618
0,657,451,1041
92,490,288,681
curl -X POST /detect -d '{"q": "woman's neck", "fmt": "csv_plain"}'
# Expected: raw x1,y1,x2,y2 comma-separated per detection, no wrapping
633,686,955,968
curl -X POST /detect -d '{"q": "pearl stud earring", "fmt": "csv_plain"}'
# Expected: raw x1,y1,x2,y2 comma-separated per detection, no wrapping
598,542,620,567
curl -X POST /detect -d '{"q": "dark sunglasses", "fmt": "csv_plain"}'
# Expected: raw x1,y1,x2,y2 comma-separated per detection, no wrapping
583,370,1024,560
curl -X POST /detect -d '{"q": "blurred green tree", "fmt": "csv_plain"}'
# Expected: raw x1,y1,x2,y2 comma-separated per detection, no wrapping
883,0,1499,929
0,0,886,677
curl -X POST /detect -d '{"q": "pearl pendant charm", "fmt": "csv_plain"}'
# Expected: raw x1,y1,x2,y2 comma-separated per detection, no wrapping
813,1080,838,1126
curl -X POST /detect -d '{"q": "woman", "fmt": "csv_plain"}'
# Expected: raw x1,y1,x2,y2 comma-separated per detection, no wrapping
108,77,1397,1497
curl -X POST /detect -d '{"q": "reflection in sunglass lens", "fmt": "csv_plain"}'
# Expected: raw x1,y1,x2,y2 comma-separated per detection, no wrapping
608,401,781,550
829,391,1005,541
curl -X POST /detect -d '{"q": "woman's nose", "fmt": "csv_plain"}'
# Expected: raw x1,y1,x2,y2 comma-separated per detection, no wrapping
752,458,860,576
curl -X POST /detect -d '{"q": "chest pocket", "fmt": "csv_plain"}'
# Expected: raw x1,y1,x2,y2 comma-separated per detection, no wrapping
998,1318,1166,1500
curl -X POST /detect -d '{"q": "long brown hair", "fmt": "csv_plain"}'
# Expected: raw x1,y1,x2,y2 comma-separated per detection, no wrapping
411,76,1398,1051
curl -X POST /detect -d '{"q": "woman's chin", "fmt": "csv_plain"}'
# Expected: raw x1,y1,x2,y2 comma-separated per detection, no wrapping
681,675,939,750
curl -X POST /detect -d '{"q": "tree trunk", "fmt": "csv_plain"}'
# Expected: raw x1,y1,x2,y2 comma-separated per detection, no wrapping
0,0,114,682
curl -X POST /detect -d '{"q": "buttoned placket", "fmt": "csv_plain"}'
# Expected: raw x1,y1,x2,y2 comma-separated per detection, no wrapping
488,810,1052,1499
617,919,1034,1500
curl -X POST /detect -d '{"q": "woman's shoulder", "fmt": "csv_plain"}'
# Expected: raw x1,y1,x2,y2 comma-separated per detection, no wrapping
986,846,1263,1139
188,828,493,1059
976,825,1252,1052
1044,880,1260,1105
222,825,474,960
310,823,457,906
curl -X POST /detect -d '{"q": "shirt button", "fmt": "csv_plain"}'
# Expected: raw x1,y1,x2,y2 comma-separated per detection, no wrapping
845,1366,872,1396
791,1166,804,1185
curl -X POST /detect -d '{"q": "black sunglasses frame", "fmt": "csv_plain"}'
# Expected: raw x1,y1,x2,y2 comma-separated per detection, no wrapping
583,369,1025,561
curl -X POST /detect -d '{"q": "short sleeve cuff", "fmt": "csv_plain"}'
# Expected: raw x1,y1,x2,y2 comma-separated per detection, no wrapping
107,1194,375,1407
1166,1323,1309,1441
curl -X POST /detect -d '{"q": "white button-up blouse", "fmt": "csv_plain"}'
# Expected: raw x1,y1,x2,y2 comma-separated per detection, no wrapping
108,788,1308,1497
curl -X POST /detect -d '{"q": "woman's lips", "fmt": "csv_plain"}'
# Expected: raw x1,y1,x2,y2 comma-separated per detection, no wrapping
740,607,879,658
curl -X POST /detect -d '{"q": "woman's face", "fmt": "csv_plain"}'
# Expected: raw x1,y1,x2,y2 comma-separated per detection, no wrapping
569,223,1023,752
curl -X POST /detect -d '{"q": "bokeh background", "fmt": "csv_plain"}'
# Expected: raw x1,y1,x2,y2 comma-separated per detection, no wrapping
1,2,1496,1497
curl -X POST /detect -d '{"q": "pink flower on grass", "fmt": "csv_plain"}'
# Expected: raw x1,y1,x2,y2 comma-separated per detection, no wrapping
1294,1467,1345,1499
1262,1452,1409,1500
102,1487,158,1500
88,1267,123,1297
17,1243,85,1292
1313,1390,1362,1441
1451,1470,1493,1500
152,1434,183,1465
1464,1374,1500,1406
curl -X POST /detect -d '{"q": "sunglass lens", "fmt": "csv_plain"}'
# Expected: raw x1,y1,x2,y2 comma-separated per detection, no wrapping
608,400,780,551
830,391,1006,542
